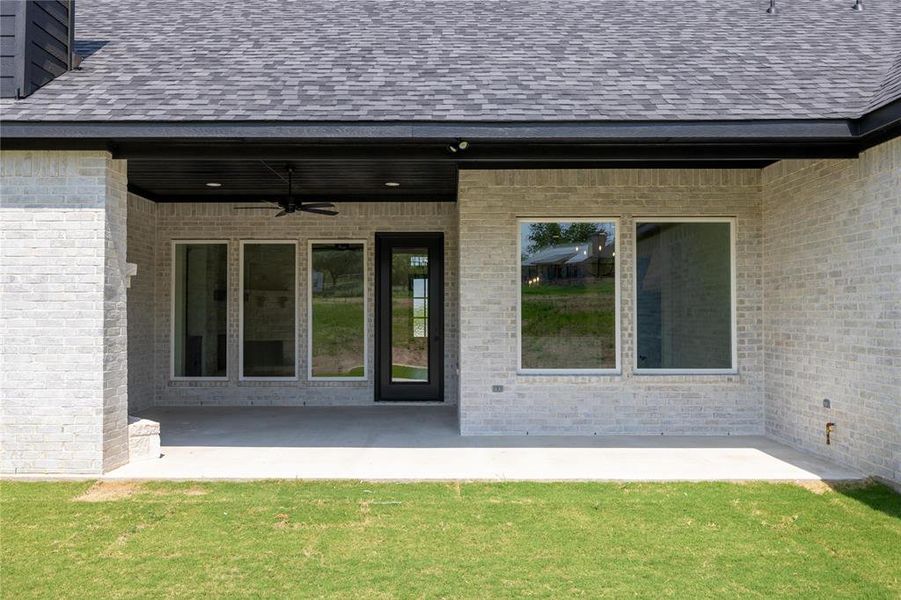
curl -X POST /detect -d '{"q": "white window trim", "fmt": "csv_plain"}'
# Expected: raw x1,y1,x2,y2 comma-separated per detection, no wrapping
632,216,738,375
170,240,230,382
239,240,299,382
516,217,622,375
307,239,368,382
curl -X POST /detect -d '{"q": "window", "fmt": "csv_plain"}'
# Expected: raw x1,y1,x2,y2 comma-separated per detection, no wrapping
240,242,297,379
390,248,430,382
172,242,228,379
634,219,735,372
518,219,619,372
309,242,366,379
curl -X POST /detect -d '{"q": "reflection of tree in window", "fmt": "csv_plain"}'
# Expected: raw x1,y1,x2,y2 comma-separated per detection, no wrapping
310,244,365,378
390,249,429,381
519,221,617,370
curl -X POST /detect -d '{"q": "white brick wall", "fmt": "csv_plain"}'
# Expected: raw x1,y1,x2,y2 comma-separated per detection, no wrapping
762,137,900,482
3,147,895,480
126,194,157,413
0,151,129,475
148,201,459,406
457,169,764,435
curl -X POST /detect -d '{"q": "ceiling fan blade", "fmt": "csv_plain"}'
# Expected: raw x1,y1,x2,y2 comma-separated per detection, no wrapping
300,207,339,216
299,202,337,210
274,209,288,217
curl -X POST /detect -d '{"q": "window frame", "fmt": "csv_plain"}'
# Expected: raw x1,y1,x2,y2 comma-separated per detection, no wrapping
632,216,738,375
307,239,369,382
169,240,230,382
516,217,622,375
239,240,299,382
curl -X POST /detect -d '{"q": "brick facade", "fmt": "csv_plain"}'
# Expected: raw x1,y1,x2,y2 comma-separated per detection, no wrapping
1,151,129,475
142,200,459,407
457,168,764,435
1,143,897,480
126,194,157,413
762,137,900,482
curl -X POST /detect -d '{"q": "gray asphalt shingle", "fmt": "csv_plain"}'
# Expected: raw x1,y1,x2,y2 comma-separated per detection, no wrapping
1,0,899,122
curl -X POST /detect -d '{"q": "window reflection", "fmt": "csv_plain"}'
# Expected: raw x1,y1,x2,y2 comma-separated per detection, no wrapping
635,221,732,370
242,243,296,378
310,243,365,378
173,243,228,377
520,221,617,370
391,249,429,381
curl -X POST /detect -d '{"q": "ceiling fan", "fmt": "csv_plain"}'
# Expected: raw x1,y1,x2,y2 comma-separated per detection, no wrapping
233,164,338,217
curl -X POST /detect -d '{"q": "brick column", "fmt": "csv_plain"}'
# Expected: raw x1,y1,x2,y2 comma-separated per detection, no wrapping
1,151,129,475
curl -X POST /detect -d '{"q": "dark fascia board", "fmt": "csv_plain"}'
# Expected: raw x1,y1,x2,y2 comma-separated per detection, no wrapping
856,98,901,136
3,111,897,160
9,140,861,161
855,98,901,149
0,118,857,142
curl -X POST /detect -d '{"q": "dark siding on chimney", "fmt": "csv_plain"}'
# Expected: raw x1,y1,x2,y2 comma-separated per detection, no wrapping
0,0,73,99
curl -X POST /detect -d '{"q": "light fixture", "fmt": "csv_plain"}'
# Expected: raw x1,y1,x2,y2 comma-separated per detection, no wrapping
447,140,470,153
205,182,222,187
852,0,862,11
385,182,400,187
766,0,776,14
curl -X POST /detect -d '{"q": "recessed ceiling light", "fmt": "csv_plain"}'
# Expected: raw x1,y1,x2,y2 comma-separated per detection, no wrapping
385,182,400,187
205,182,222,187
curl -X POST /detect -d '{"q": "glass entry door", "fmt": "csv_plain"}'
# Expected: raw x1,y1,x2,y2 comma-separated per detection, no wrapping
375,233,444,401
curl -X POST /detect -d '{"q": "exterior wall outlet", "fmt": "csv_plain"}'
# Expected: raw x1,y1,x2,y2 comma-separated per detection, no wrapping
491,385,504,393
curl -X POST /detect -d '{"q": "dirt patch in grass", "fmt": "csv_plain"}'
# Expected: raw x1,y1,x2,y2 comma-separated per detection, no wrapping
74,481,142,502
794,479,873,494
794,480,835,494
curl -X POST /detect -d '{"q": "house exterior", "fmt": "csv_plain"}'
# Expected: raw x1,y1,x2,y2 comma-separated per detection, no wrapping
0,1,898,481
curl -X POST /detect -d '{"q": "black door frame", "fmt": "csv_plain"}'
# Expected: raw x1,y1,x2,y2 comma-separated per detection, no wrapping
375,232,444,402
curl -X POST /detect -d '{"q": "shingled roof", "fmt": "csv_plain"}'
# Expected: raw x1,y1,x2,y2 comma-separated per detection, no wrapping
1,0,899,122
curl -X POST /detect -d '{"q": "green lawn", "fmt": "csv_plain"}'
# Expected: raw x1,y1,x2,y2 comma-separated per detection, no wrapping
521,279,616,369
311,298,365,377
2,481,899,598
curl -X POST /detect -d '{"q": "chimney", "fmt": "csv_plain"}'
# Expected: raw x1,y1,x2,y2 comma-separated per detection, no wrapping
1,0,75,99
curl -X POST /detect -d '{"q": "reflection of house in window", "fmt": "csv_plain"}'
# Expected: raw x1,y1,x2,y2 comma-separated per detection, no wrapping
311,269,324,293
411,276,428,338
521,232,614,285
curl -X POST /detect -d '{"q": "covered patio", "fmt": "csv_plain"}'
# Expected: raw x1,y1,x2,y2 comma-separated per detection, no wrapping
105,407,861,481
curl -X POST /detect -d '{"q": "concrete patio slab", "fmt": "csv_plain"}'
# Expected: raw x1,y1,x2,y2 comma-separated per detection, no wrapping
104,406,863,481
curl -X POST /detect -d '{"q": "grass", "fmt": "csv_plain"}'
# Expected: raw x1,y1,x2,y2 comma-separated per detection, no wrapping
521,279,616,369
315,365,428,380
2,480,899,599
310,291,430,379
311,298,365,377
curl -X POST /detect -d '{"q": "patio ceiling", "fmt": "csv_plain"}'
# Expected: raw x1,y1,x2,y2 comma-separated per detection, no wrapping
127,157,459,203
